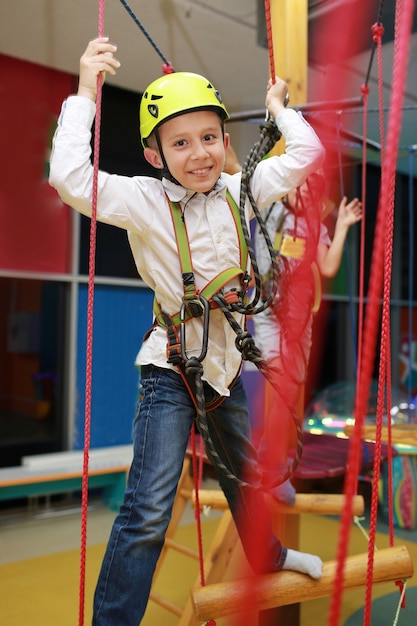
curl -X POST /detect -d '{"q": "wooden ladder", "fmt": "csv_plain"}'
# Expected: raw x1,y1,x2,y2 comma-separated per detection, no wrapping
148,448,239,626
147,434,369,626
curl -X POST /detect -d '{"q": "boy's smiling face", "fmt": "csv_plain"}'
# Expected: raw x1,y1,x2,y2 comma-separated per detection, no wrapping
144,110,229,194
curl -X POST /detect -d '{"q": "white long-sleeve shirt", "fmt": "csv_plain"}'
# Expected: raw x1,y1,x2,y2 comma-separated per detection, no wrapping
49,95,325,395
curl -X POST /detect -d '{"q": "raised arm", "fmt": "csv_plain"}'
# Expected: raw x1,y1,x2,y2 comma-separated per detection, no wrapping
77,37,121,102
316,196,362,278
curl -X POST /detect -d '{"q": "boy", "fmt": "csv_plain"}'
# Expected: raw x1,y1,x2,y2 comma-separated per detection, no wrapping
49,37,325,626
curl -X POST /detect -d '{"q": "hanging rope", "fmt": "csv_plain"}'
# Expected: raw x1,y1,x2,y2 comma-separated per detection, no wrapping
78,4,105,626
357,81,369,386
335,111,359,375
407,146,416,411
118,0,175,73
264,0,276,81
328,6,383,621
328,0,416,624
363,17,390,621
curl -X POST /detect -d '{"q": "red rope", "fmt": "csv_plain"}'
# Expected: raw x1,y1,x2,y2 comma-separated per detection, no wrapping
362,18,389,625
328,0,416,622
357,82,369,384
78,3,105,626
264,0,276,82
364,1,415,620
373,22,386,165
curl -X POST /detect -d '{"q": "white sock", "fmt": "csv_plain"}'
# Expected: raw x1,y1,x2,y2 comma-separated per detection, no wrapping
282,548,323,579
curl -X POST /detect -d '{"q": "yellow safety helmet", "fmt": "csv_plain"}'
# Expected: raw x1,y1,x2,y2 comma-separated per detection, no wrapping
139,72,229,147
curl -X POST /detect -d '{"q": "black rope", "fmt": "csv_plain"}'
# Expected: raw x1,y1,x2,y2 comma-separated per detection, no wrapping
232,115,283,315
212,293,304,485
118,0,174,71
363,0,385,88
184,114,307,488
185,356,252,487
180,116,291,488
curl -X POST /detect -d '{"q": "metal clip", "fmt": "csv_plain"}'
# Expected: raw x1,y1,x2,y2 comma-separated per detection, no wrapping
180,295,210,362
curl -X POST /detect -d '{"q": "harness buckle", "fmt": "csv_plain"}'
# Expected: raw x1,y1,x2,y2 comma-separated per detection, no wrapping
242,271,252,291
184,297,205,318
180,295,210,363
223,289,240,306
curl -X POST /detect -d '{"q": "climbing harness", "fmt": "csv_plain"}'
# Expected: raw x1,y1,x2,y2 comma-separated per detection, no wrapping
146,189,260,484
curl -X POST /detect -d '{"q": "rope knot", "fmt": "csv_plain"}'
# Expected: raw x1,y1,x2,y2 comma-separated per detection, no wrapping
371,22,385,42
184,356,204,378
395,580,406,608
162,62,175,74
361,83,370,97
235,331,262,361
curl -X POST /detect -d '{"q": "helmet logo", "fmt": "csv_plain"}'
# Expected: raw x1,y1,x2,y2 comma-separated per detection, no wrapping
214,90,223,104
148,104,159,119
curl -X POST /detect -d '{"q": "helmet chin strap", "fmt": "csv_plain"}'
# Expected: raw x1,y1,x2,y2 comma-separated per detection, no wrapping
155,130,181,185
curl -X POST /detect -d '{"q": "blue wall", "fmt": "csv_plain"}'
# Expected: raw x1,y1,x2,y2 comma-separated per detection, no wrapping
75,285,154,449
74,286,268,449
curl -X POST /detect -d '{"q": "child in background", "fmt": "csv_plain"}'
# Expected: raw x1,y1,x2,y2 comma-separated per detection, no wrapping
254,174,362,504
49,37,326,626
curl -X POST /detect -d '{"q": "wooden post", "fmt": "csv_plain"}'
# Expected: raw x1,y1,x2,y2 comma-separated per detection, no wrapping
270,0,308,103
191,545,414,622
261,0,310,459
260,4,308,624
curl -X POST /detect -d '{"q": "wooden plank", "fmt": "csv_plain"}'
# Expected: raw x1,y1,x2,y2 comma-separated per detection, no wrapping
344,424,417,448
192,545,414,622
192,489,364,516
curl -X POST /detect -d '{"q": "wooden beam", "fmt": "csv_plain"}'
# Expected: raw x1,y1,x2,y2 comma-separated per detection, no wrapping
191,545,414,622
192,489,364,516
344,424,417,447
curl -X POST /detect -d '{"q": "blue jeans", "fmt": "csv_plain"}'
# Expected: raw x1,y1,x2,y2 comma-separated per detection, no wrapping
92,365,286,626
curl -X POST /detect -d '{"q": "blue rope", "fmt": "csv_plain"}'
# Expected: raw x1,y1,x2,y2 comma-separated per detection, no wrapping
118,0,174,70
407,146,415,419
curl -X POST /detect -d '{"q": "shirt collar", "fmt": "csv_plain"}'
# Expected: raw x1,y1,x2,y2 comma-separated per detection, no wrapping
162,176,228,202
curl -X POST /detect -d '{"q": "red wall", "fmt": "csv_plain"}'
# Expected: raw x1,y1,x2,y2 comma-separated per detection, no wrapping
0,54,75,273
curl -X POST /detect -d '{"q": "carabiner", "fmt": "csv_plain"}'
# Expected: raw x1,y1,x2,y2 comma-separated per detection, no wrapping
180,295,210,363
